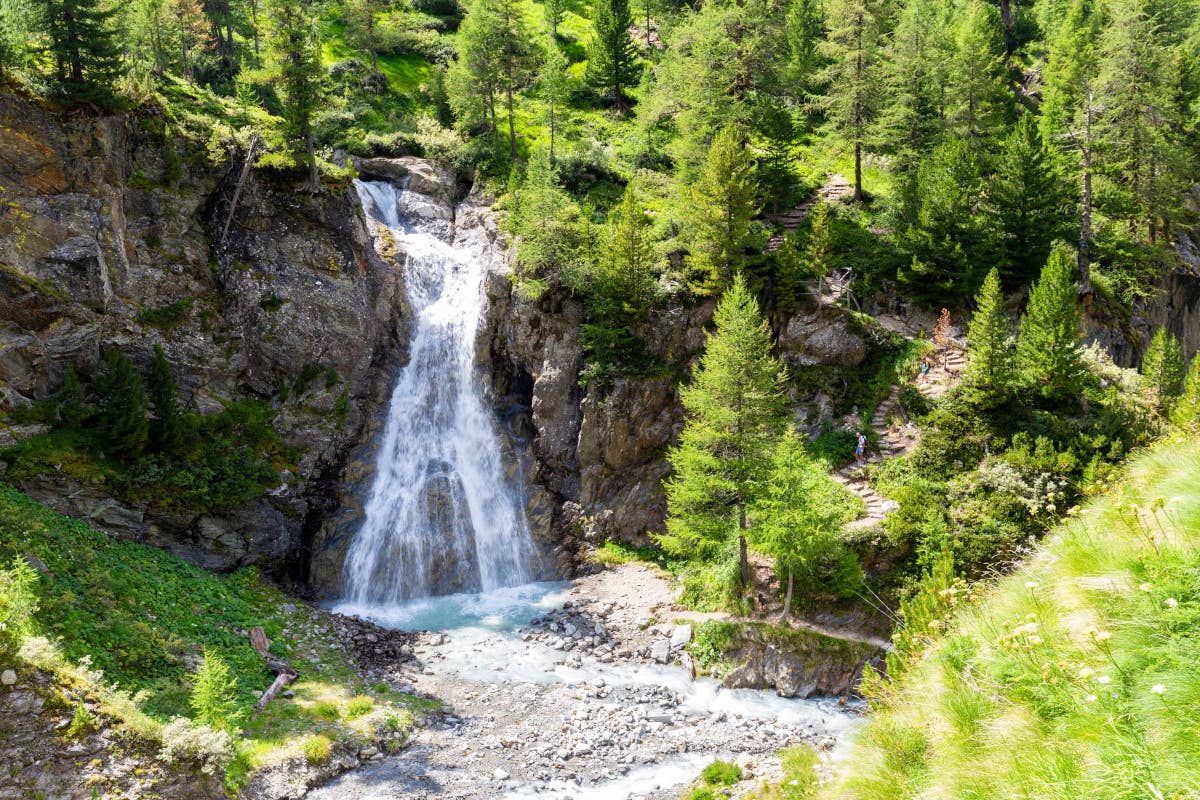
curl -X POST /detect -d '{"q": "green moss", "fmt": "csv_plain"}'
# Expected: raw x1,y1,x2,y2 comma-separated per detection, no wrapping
136,297,194,334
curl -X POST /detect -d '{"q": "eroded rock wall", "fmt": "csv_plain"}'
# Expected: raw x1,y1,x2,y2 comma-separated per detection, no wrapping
0,95,406,576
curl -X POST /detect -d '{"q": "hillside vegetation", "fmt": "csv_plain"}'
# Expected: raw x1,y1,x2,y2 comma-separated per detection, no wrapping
826,436,1200,799
0,486,429,790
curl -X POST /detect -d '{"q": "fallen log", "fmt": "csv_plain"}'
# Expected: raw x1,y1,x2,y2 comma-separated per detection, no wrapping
249,628,298,715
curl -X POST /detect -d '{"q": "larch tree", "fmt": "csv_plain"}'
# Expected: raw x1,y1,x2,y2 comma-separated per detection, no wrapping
346,0,384,72
544,0,564,36
599,182,659,315
660,275,789,598
687,125,760,295
148,344,184,453
963,268,1015,403
95,349,148,458
173,0,208,80
813,0,883,201
1170,355,1200,432
494,0,538,159
1140,326,1184,407
751,432,857,621
266,0,323,191
802,200,833,309
1016,248,1086,401
987,115,1071,288
875,0,952,223
948,0,1012,151
539,41,569,165
0,0,36,83
587,0,637,108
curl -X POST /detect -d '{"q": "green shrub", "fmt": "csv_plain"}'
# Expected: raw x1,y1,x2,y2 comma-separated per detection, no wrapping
301,734,333,764
65,701,98,739
683,787,716,800
345,695,374,719
312,700,341,721
0,555,39,659
136,297,194,333
701,759,743,786
189,650,245,732
688,621,739,675
158,717,236,776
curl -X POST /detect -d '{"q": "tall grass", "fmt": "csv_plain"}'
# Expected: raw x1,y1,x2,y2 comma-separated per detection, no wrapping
830,438,1200,800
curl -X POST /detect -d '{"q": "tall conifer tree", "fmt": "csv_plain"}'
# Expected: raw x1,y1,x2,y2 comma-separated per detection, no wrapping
587,0,637,107
660,275,789,597
266,0,323,191
963,268,1015,403
1017,248,1086,400
687,125,760,295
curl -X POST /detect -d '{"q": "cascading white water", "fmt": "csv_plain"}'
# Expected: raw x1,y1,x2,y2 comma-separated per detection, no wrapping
340,179,537,604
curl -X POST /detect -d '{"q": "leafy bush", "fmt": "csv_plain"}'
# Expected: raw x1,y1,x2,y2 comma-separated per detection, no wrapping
345,695,374,719
158,717,236,776
701,760,743,786
190,650,245,732
301,734,333,764
312,700,341,721
0,555,38,660
65,701,98,739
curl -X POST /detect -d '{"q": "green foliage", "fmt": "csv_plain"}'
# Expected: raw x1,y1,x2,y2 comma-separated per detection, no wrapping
700,759,743,786
1139,326,1184,406
883,544,962,682
836,440,1200,800
65,700,98,739
962,268,1016,405
987,115,1072,287
266,0,325,189
586,0,638,106
190,650,245,732
800,200,833,307
751,432,863,604
687,620,739,675
0,555,39,660
55,364,91,428
947,0,1012,147
95,349,149,459
136,298,194,333
41,0,125,106
301,734,333,763
344,695,374,719
147,345,184,452
753,746,819,799
660,275,788,599
687,126,760,295
596,181,661,315
1017,248,1086,401
1170,356,1200,432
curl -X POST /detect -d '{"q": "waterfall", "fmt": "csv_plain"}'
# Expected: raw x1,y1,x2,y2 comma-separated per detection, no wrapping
340,179,536,605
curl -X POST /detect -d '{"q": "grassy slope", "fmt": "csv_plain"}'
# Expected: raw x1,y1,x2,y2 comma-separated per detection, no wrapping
0,485,431,786
828,436,1200,800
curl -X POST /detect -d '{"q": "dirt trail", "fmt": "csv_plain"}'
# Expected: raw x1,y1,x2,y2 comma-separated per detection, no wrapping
764,174,854,253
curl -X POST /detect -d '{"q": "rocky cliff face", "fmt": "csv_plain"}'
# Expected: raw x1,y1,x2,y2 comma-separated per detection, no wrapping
0,95,406,576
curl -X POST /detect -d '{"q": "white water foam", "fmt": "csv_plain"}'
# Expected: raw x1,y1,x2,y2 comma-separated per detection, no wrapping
340,180,537,604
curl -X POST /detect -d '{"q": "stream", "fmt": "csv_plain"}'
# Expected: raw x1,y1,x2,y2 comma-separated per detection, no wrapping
316,583,863,799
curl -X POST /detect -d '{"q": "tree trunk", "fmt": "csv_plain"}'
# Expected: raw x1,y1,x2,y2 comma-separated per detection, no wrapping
304,132,319,193
507,85,517,160
778,567,794,624
854,142,863,202
738,503,751,590
997,0,1014,56
1078,90,1093,296
367,17,378,71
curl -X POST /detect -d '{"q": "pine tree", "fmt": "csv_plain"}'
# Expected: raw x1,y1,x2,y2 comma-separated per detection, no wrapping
0,0,36,83
772,231,803,316
56,363,90,428
1140,326,1184,407
687,125,760,295
1016,248,1086,401
540,42,569,165
148,344,185,452
785,0,824,88
659,275,789,599
266,0,323,191
95,349,149,458
1093,0,1191,244
987,115,1071,288
41,0,124,104
173,0,208,80
751,432,857,621
897,136,991,303
598,182,659,315
948,0,1013,150
813,0,884,201
875,0,952,223
544,0,564,36
962,268,1015,402
495,0,538,159
1170,356,1200,432
801,199,833,309
345,0,384,72
189,650,245,732
587,0,637,108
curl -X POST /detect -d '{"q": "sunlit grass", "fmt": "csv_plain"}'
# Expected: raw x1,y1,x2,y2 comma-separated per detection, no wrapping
828,437,1200,800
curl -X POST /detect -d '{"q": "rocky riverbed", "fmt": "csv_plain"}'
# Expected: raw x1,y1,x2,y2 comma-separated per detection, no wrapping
309,565,865,800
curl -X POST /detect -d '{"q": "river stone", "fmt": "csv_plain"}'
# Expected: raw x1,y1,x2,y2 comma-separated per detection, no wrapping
650,639,671,664
1,669,16,685
670,624,692,649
